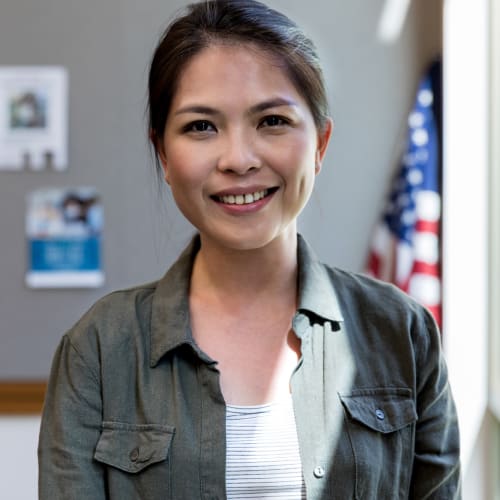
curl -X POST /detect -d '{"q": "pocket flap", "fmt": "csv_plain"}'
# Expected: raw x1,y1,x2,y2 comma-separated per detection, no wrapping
339,389,417,434
94,422,175,473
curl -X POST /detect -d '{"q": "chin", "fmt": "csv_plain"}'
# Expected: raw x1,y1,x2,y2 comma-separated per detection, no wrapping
211,235,270,252
200,225,293,253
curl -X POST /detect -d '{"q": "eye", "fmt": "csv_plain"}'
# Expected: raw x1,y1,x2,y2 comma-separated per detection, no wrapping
259,115,289,128
183,120,216,133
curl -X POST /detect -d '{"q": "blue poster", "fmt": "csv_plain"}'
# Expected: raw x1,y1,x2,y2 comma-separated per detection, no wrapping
25,187,104,288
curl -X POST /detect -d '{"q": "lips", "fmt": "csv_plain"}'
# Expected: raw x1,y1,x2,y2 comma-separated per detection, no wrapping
212,187,278,206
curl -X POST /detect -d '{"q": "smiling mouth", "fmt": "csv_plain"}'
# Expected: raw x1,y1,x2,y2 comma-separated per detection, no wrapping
213,187,278,205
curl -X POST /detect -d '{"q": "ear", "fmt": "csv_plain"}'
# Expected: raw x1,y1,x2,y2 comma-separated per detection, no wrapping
158,149,170,185
315,118,333,174
151,130,170,185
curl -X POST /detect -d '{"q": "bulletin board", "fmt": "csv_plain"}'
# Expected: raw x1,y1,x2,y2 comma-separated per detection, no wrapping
0,0,445,415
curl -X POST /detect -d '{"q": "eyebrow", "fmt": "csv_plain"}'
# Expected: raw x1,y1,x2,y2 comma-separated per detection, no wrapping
173,105,219,116
173,97,298,117
249,97,299,114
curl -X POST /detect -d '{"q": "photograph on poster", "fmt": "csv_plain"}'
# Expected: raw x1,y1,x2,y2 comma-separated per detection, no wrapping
25,187,104,288
0,66,68,171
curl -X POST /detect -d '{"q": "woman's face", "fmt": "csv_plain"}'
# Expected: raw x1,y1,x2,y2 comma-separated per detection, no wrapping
158,44,332,252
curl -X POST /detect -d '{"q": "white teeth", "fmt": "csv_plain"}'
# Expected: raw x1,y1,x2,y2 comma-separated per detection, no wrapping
219,189,268,205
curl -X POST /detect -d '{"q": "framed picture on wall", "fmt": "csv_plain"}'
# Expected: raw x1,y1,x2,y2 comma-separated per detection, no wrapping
25,187,104,288
0,66,68,171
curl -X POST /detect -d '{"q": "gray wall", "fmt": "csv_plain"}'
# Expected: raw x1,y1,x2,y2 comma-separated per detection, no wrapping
0,0,442,379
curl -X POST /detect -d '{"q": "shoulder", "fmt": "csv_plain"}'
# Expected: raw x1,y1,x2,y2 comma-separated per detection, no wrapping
77,280,158,331
322,264,438,350
297,234,433,333
328,265,429,320
58,237,198,369
63,280,160,362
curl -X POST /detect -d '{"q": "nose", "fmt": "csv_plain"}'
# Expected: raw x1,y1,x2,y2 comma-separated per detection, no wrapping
216,129,262,175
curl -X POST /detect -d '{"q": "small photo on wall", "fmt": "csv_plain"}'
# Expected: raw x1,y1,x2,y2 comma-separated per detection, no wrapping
9,90,47,129
26,187,104,288
0,66,68,171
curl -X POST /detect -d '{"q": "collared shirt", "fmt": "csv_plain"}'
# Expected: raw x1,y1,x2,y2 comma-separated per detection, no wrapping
38,234,461,499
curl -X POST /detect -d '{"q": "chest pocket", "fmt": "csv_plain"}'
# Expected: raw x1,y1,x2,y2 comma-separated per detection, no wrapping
340,388,416,433
94,421,175,473
339,388,417,499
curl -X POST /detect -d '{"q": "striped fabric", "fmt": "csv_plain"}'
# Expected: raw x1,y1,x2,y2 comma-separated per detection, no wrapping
225,395,306,499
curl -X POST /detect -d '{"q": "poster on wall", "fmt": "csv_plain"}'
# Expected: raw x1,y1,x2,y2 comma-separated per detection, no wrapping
0,66,68,171
25,187,104,288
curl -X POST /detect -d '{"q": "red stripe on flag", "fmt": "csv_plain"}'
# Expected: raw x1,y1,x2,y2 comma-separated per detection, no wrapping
412,261,440,277
367,252,381,277
415,219,439,233
426,304,442,328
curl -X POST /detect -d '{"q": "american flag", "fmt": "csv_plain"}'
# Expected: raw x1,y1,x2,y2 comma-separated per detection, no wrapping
366,67,442,327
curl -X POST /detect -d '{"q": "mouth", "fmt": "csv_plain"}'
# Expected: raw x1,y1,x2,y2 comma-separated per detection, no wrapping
212,187,278,206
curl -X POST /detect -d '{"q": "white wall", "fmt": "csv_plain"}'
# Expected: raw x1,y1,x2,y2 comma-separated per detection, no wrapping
443,0,497,497
0,417,39,500
443,0,489,469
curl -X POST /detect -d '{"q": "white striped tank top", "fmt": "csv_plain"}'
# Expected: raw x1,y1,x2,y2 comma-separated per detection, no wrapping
225,395,306,499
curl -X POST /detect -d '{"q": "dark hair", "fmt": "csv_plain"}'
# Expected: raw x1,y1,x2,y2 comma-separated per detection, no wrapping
148,0,329,157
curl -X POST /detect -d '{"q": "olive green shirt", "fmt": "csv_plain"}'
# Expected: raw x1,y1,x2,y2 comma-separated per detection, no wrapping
38,234,461,499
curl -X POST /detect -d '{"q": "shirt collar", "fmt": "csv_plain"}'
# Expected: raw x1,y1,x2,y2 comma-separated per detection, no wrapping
150,235,201,367
150,233,344,367
296,234,344,323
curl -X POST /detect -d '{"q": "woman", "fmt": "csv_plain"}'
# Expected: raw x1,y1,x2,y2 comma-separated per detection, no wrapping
38,1,461,498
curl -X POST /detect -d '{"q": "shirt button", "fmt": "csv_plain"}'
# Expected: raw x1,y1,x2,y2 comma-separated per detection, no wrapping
129,447,140,462
313,466,325,478
375,409,385,420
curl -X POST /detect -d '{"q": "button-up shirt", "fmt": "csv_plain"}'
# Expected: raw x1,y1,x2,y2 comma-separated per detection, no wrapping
38,234,461,499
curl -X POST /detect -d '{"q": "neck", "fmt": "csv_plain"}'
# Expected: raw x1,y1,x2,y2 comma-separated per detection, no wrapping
191,230,298,306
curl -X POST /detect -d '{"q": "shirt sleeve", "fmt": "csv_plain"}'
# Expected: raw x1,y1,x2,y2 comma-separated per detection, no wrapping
410,308,462,499
38,333,106,500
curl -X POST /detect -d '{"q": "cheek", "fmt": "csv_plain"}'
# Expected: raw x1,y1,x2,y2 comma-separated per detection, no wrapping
163,150,209,199
280,135,317,179
166,168,193,197
289,129,317,161
162,147,190,184
289,138,318,199
160,135,199,184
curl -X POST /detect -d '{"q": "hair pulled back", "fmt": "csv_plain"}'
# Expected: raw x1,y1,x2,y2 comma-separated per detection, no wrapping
148,0,330,156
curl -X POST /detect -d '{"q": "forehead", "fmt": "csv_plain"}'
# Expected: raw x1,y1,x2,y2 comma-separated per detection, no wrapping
171,43,306,109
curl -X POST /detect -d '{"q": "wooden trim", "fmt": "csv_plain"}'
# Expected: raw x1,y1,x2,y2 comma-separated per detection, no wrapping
0,381,46,414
